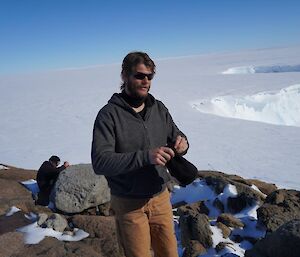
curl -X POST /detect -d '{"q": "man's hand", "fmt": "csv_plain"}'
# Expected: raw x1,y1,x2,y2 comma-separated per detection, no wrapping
63,161,70,168
149,147,175,166
174,135,188,155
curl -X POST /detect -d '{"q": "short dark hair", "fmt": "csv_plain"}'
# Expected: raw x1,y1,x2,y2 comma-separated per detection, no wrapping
120,51,156,90
49,155,60,163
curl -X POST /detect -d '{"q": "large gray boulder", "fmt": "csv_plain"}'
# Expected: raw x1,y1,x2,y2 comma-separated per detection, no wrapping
51,164,110,213
245,219,300,257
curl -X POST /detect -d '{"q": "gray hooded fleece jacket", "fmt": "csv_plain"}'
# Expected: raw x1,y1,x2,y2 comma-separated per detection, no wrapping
91,93,187,198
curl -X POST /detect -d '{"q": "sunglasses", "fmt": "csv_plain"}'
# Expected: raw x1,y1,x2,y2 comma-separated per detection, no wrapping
133,72,154,80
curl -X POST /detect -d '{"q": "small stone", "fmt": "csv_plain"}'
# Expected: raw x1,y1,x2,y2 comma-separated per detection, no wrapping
213,198,225,213
217,213,244,228
182,240,206,257
216,241,234,253
63,230,74,236
37,213,48,226
44,213,68,232
216,222,231,238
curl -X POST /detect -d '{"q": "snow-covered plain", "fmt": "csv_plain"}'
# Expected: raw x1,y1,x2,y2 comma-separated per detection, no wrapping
1,46,300,190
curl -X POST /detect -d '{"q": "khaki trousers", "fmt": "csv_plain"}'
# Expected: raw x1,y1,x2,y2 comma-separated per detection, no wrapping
111,189,178,257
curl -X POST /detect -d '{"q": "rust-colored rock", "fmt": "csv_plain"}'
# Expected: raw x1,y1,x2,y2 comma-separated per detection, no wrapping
0,232,24,257
0,211,32,235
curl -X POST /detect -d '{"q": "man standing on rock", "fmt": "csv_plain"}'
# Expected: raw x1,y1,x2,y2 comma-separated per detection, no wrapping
36,155,69,206
91,52,188,257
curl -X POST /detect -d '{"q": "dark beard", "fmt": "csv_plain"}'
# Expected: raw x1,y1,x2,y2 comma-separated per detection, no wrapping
126,83,149,100
122,82,149,107
121,90,147,108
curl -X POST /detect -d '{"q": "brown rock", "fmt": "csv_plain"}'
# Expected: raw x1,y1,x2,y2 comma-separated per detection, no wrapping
179,213,213,248
71,215,123,257
0,211,32,235
0,232,24,257
227,192,259,214
11,237,103,257
257,189,300,232
217,213,244,228
245,219,300,257
176,201,209,217
0,178,33,216
0,166,38,215
82,238,125,257
182,240,206,257
80,202,111,216
216,241,235,253
198,170,251,192
216,222,231,238
71,215,116,238
0,166,36,182
198,170,265,214
213,198,225,213
15,202,53,216
0,203,10,217
247,179,277,195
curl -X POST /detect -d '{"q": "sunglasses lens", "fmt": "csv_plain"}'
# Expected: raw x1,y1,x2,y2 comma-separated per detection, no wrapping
134,73,146,80
147,74,154,80
133,73,154,80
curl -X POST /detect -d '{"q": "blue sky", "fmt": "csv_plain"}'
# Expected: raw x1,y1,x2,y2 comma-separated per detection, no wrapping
1,0,300,74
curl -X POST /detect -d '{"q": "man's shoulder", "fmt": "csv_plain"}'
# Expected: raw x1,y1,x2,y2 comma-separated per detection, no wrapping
98,102,116,114
152,97,169,113
95,95,123,122
146,93,163,108
41,161,50,167
38,161,51,172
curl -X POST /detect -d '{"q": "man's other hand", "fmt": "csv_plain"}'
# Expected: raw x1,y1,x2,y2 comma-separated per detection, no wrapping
149,147,175,166
174,135,188,154
63,161,70,168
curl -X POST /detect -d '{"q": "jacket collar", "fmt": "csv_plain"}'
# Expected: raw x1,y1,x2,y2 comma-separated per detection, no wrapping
108,92,155,111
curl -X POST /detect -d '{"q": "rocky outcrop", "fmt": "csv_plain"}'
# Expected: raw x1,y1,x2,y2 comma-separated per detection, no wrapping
52,164,110,213
245,219,300,257
257,189,300,232
0,164,298,257
172,171,284,256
